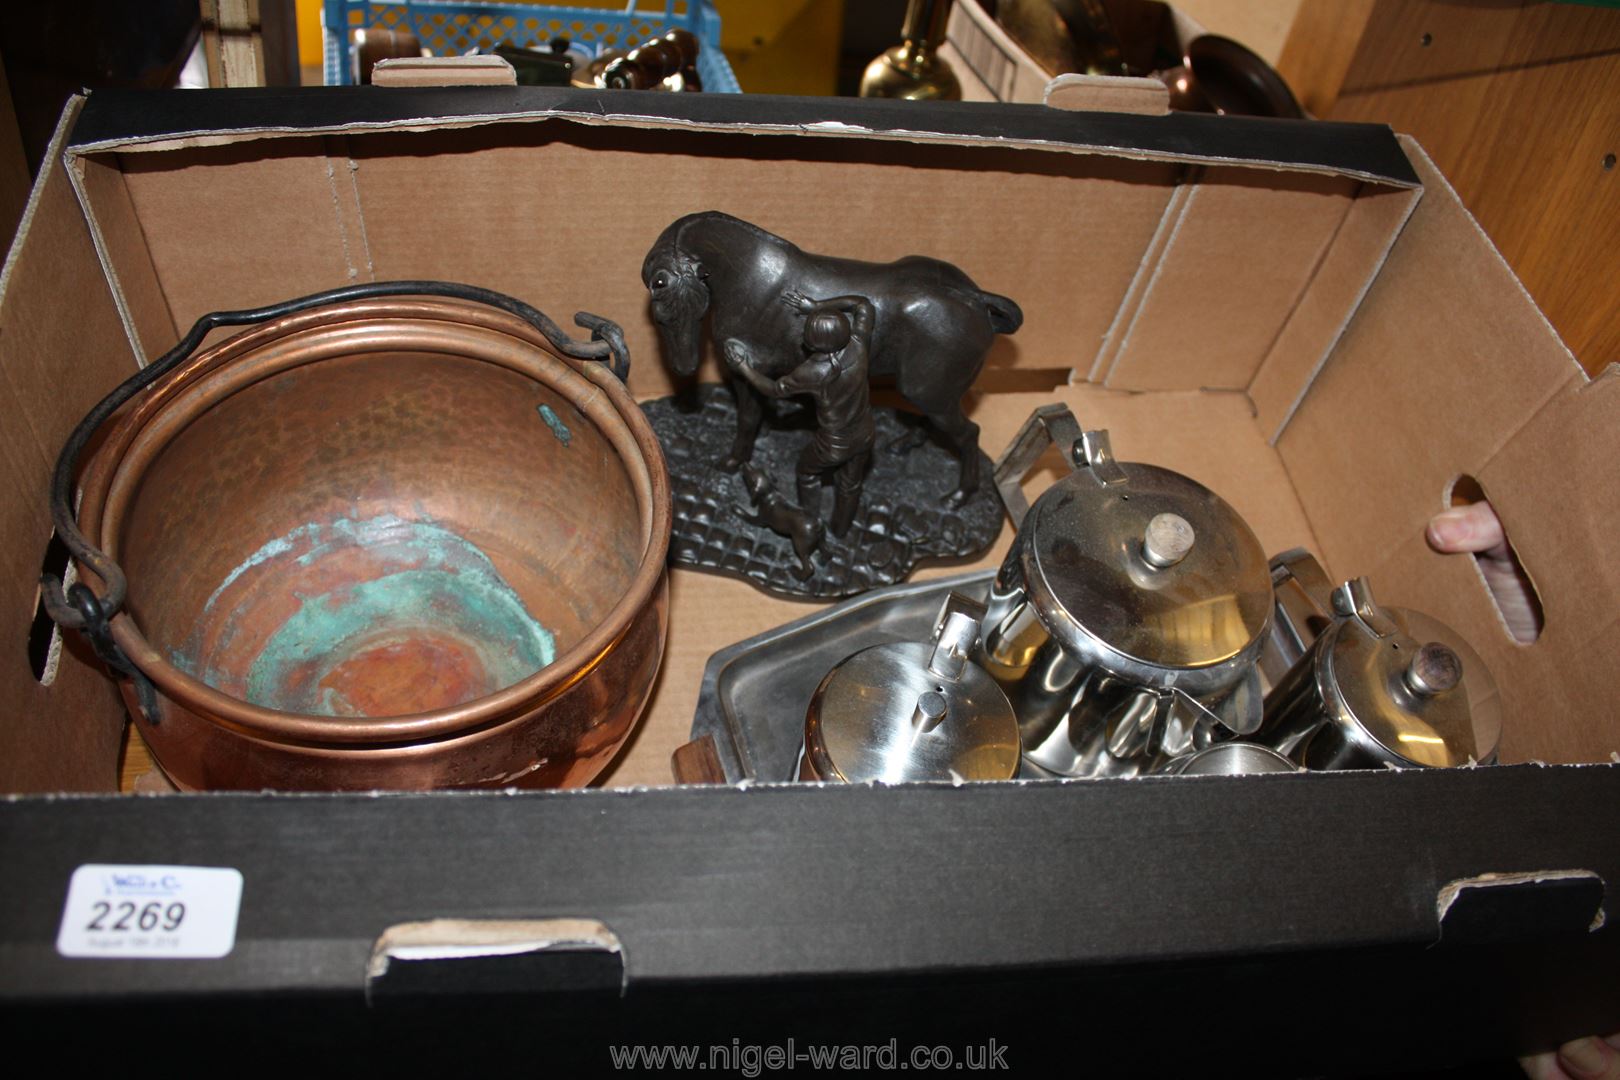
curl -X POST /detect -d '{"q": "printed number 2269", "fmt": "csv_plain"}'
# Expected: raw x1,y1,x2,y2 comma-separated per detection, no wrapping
86,900,186,933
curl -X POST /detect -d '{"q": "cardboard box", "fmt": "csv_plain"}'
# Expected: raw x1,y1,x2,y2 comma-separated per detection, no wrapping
943,0,1207,105
0,87,1615,1068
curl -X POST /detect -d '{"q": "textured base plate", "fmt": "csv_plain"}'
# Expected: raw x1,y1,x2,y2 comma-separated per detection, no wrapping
643,385,1003,600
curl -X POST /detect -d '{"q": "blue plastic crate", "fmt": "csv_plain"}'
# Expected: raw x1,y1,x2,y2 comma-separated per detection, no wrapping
322,0,737,92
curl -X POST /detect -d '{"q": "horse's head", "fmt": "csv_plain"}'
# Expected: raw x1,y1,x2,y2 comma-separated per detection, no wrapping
642,221,710,378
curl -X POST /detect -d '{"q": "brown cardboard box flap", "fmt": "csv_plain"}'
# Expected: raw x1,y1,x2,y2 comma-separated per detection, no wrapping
1250,181,1420,439
372,56,518,88
1044,74,1170,116
64,154,177,364
0,98,137,792
1278,136,1608,765
1099,166,1359,393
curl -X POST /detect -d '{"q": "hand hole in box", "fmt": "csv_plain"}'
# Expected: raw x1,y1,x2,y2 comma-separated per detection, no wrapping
27,530,75,685
1430,475,1544,645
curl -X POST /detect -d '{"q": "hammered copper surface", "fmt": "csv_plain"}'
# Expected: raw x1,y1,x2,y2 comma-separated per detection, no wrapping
73,298,671,790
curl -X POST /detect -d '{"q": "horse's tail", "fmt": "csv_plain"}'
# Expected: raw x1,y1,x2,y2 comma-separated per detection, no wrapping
982,291,1024,335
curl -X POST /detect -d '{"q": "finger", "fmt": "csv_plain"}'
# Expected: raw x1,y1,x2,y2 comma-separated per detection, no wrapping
1521,1048,1574,1080
1558,1036,1620,1080
1427,502,1507,556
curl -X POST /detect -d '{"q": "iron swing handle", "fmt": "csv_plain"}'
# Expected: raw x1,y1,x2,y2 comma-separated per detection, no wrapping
40,280,631,638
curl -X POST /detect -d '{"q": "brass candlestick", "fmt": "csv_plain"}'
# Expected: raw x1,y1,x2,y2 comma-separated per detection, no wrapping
859,0,961,101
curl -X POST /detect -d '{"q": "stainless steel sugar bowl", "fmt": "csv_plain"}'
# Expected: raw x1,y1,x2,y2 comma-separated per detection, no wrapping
1153,742,1299,776
800,593,1021,783
977,405,1273,778
1259,551,1502,769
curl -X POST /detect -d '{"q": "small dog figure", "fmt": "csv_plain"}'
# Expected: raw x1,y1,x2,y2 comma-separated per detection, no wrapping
737,463,824,580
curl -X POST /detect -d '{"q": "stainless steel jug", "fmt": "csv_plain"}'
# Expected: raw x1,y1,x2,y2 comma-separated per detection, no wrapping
1259,550,1503,769
800,592,1021,782
977,405,1273,778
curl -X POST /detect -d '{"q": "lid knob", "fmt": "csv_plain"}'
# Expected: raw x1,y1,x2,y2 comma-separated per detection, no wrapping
1404,641,1463,697
912,690,948,733
1142,512,1195,568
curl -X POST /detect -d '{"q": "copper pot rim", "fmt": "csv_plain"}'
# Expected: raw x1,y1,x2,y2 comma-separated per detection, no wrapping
77,296,671,747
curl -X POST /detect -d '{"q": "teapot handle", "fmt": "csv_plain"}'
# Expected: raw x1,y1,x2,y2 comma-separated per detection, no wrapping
991,404,1125,529
1262,548,1337,684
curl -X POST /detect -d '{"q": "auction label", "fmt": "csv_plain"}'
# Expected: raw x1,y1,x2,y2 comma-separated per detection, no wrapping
56,865,243,959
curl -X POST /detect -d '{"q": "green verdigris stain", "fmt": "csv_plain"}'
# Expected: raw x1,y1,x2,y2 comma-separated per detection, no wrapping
537,403,572,446
182,514,555,716
247,567,554,715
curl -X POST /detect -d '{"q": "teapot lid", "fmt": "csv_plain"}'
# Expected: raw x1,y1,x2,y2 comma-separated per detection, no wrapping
1021,430,1272,674
1319,579,1501,767
804,594,1020,782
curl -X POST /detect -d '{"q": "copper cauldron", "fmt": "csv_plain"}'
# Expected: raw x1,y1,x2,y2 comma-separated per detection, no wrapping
44,283,670,791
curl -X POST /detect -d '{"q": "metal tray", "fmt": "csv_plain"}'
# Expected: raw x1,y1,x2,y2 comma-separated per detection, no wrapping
690,570,995,782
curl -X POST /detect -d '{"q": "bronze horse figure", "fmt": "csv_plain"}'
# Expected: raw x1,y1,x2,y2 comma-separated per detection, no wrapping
641,211,1023,505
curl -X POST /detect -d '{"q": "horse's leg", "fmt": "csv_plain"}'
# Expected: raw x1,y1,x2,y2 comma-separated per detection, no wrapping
892,295,991,505
925,404,981,507
721,375,765,471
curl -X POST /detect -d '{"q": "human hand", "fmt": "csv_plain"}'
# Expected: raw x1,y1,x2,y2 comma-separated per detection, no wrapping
1521,1034,1620,1080
722,338,749,371
780,290,813,313
1425,501,1540,643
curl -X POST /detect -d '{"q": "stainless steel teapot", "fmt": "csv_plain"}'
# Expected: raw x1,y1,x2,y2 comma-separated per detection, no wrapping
976,405,1273,778
1258,550,1502,769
